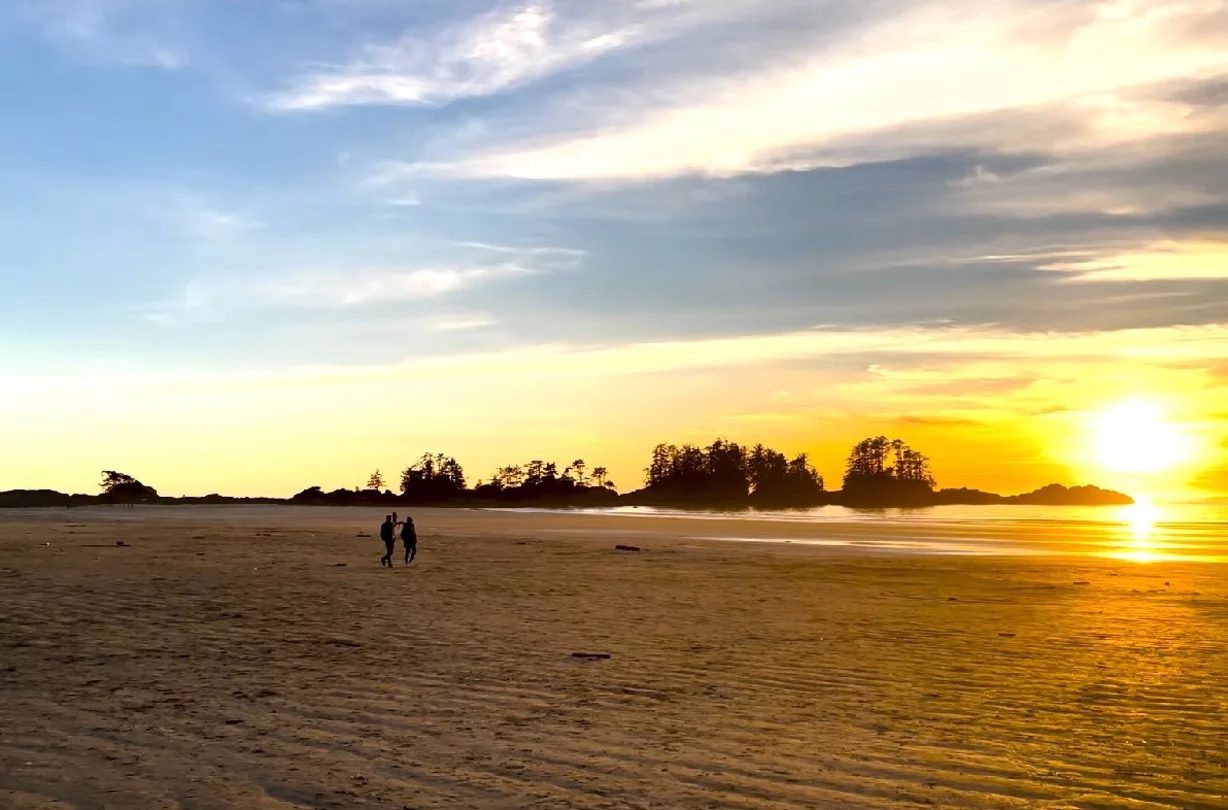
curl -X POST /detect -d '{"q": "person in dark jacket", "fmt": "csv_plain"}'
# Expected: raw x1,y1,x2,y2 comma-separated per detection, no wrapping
379,515,396,567
401,516,418,566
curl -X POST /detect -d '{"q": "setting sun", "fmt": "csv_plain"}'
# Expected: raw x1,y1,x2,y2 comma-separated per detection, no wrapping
1090,400,1190,475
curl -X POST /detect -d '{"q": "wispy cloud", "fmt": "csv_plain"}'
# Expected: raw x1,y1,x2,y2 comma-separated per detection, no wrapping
258,264,531,307
1044,240,1228,282
144,265,530,322
268,2,630,111
180,207,261,240
137,232,585,324
393,0,1228,181
450,239,585,259
264,0,808,113
427,313,498,332
60,322,1228,389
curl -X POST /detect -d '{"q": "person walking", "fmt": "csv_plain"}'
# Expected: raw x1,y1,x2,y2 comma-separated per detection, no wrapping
379,515,396,567
401,516,418,566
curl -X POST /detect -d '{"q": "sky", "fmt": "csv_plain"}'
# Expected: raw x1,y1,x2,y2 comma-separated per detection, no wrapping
2,0,1227,500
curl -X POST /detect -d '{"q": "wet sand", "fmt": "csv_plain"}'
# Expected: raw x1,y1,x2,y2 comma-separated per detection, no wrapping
2,506,1226,809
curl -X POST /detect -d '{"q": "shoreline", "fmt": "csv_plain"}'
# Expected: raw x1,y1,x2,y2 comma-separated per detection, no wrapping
3,481,1134,511
5,501,1222,563
1,492,1136,511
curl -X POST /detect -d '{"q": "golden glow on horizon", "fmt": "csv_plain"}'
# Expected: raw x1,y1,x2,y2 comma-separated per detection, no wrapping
1089,399,1191,475
3,324,1227,499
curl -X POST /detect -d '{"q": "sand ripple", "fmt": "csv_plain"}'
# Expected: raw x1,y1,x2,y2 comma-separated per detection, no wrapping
2,507,1226,809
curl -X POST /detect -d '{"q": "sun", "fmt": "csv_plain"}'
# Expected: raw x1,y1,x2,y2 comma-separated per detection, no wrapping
1090,400,1189,474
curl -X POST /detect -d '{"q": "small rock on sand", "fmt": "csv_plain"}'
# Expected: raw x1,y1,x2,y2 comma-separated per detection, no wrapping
572,652,612,660
615,545,642,552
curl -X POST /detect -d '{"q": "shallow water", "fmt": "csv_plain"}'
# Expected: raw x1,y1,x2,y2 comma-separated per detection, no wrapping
489,501,1228,562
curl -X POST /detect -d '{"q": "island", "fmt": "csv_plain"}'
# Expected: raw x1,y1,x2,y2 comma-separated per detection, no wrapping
0,437,1133,510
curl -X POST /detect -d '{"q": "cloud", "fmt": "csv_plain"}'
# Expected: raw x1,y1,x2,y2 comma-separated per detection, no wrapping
946,127,1228,218
397,0,1228,181
1044,240,1228,282
180,208,261,240
449,240,585,259
135,231,586,326
189,322,1228,387
151,265,531,318
427,314,497,332
265,0,812,112
137,264,530,324
257,264,530,307
268,2,631,111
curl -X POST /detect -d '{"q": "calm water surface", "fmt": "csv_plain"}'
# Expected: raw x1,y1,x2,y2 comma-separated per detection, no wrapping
497,501,1228,562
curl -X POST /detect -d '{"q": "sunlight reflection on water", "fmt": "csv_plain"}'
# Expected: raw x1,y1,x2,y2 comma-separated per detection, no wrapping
1099,499,1228,563
509,501,1228,562
1111,499,1161,563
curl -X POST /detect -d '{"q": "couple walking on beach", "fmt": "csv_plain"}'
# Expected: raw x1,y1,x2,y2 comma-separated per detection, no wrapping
380,512,417,567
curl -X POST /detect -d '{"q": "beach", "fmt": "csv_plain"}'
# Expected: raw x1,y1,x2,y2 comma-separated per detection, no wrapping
2,506,1226,809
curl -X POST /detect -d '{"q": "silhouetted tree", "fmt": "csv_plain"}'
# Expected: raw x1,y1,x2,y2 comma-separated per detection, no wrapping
565,459,588,486
99,471,158,505
645,440,748,500
642,439,823,505
400,453,466,502
474,456,617,501
748,447,825,504
366,469,386,492
842,437,935,502
101,471,138,492
647,443,719,493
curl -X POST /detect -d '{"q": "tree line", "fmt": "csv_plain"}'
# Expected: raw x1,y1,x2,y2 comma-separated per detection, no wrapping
289,435,938,507
644,440,825,505
293,453,620,506
5,436,1134,509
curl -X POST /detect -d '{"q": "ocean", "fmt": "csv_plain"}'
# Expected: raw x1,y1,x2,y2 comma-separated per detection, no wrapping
489,501,1228,562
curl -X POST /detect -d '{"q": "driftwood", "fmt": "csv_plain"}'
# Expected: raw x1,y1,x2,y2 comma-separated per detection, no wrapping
614,545,641,552
571,652,612,660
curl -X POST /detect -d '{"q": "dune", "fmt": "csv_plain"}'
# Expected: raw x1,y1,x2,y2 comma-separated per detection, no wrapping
1,506,1225,809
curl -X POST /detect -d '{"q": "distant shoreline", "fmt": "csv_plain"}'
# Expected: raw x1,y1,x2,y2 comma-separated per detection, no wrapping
0,482,1134,511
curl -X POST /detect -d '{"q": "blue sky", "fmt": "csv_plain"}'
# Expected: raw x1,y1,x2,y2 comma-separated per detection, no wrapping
3,0,1228,497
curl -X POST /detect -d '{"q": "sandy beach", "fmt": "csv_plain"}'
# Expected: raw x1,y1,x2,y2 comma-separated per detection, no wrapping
1,506,1225,809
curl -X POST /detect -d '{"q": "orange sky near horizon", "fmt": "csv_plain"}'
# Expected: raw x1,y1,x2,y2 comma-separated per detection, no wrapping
3,324,1225,502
